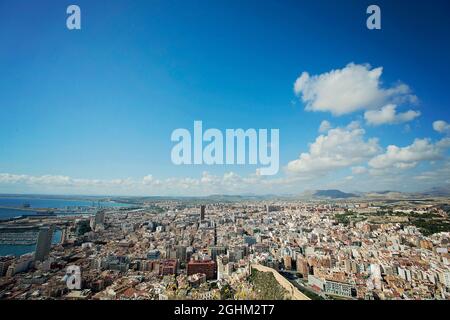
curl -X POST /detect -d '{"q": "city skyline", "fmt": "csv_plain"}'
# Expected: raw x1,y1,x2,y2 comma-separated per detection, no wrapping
2,0,450,306
1,197,449,300
1,0,450,196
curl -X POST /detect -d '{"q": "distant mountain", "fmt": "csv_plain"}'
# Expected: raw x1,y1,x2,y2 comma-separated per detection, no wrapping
314,189,358,199
362,186,450,199
363,191,409,199
420,186,450,197
371,190,395,194
299,189,358,199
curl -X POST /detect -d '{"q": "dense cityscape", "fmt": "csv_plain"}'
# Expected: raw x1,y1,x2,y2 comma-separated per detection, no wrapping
1,2,449,318
1,194,449,300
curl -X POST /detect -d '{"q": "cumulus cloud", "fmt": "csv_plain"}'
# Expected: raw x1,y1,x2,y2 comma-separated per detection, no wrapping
413,161,450,182
318,120,332,133
294,63,417,116
433,120,450,134
0,171,298,196
0,173,140,189
286,122,381,175
142,175,153,184
364,104,420,126
351,166,368,174
368,137,450,170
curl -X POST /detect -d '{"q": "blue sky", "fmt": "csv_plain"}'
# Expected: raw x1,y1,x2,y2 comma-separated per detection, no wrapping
0,0,449,195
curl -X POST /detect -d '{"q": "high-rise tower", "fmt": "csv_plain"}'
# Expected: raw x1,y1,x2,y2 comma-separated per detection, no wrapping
34,226,54,262
214,221,217,246
200,205,206,222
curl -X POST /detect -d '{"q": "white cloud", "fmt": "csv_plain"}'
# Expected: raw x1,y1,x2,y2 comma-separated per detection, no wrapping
414,161,450,182
0,171,297,196
0,174,73,186
294,63,417,116
286,122,381,175
351,166,368,174
364,104,420,126
318,120,332,133
433,120,450,134
142,174,163,186
368,138,450,170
